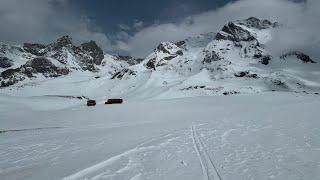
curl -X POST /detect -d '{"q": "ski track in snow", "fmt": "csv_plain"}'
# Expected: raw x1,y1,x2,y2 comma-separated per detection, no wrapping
191,126,222,180
63,133,177,180
1,93,320,180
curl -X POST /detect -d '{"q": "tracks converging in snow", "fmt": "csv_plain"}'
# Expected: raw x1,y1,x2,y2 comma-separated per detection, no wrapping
191,126,222,180
63,125,224,180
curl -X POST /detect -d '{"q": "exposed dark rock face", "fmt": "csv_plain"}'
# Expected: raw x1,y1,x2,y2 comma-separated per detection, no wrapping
146,58,156,70
22,57,69,77
163,56,177,61
111,69,136,80
181,86,206,91
280,51,316,63
0,35,108,87
0,67,26,87
272,79,289,89
1,68,21,79
50,35,73,50
23,35,105,71
234,71,258,78
261,55,272,65
203,51,222,63
176,50,183,56
47,36,104,71
239,17,275,30
80,41,104,65
216,22,256,42
156,43,171,54
175,41,186,48
144,42,185,69
23,43,46,56
216,17,277,42
155,42,183,56
0,57,13,68
0,57,69,87
223,91,240,95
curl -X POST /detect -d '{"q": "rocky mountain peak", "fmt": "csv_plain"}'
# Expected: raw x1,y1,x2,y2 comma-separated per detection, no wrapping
216,22,256,42
23,43,46,56
54,35,73,49
240,17,277,29
0,35,107,87
143,42,185,70
79,41,104,65
1,18,318,97
155,42,182,55
215,17,277,42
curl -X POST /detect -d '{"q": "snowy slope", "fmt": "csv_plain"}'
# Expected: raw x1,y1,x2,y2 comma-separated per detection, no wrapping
1,17,319,100
100,17,320,100
1,93,320,180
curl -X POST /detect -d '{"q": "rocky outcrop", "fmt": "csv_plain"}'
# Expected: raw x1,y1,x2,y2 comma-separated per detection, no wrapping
234,71,258,78
280,51,316,63
156,43,171,54
111,68,137,80
49,35,73,51
0,57,13,68
0,35,104,87
79,41,104,65
261,55,272,65
146,58,156,70
216,22,256,42
155,42,183,56
216,17,277,42
203,50,223,64
143,42,185,70
238,17,277,30
22,57,69,77
175,40,186,48
0,57,69,87
23,36,105,71
23,43,46,56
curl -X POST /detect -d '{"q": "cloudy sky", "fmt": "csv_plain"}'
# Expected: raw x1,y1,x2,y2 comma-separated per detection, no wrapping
0,0,318,58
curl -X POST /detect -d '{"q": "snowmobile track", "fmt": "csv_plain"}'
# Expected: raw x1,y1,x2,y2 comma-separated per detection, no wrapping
191,126,222,180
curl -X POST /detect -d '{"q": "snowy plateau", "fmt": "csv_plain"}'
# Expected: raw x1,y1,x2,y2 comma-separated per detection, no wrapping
0,17,320,180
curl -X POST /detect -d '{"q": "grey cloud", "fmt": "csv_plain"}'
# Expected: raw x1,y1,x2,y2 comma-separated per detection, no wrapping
133,20,144,29
1,0,319,59
0,0,112,51
118,24,131,31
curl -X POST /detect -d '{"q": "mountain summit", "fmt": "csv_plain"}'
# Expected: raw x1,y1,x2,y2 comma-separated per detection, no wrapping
0,17,319,99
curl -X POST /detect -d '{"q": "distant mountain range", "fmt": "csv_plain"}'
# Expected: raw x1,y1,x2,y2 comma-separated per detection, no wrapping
1,17,319,100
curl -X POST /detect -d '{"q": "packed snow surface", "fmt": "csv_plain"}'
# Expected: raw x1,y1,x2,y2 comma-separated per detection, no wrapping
1,93,319,180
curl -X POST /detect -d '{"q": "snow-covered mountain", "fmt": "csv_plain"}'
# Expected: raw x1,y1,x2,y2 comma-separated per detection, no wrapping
1,17,320,180
0,17,319,100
